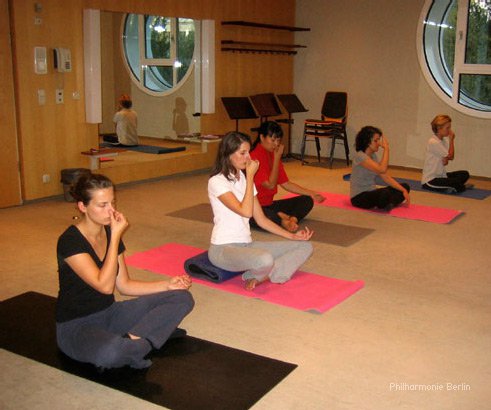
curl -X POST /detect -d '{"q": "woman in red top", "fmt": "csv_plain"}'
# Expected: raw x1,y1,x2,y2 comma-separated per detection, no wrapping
250,121,326,232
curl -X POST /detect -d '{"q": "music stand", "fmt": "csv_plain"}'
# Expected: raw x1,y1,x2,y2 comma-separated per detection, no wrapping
221,97,258,131
249,93,285,139
249,93,283,122
276,94,308,160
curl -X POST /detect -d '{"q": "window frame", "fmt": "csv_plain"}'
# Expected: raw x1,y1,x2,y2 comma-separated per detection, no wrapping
417,0,491,119
120,14,196,97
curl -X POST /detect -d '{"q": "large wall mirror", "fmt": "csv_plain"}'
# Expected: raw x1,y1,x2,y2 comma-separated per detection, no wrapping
95,11,206,140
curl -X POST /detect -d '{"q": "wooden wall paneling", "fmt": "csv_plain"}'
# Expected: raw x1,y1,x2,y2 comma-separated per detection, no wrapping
9,0,89,200
0,0,22,207
9,0,295,201
84,0,295,138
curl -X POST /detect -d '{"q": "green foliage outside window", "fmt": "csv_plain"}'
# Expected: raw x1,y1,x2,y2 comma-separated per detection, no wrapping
124,14,195,94
441,0,490,107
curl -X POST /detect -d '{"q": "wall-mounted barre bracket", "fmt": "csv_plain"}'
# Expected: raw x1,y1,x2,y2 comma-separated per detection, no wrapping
221,40,306,49
221,47,297,55
221,20,310,32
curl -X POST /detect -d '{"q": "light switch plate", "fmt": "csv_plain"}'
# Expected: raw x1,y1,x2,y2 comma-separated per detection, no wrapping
37,89,46,105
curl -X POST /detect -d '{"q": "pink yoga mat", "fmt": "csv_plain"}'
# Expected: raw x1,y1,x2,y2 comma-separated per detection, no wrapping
126,243,364,314
284,192,463,224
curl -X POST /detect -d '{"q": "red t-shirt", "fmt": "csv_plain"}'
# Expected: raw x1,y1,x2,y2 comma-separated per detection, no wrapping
250,144,289,206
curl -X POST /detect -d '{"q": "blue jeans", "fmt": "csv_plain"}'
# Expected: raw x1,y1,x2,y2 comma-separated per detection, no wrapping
208,240,313,283
56,290,194,369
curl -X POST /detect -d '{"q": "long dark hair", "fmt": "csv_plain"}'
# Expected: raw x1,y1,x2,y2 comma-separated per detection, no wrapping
210,131,251,181
251,121,284,150
70,173,114,205
355,126,382,152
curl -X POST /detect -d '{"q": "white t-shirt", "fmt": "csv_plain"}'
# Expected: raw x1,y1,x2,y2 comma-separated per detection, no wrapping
422,135,448,184
113,109,138,146
208,172,257,245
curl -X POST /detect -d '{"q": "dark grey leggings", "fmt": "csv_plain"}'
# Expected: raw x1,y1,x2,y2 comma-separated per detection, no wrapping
56,290,194,370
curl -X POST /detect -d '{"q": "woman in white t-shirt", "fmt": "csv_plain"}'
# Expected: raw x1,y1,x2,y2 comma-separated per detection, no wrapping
113,95,139,146
421,115,470,193
208,131,313,291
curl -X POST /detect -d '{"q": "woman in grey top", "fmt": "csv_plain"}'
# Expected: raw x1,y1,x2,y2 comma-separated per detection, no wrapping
350,126,410,210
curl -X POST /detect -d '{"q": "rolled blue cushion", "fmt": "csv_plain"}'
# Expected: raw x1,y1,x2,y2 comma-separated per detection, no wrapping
184,251,243,283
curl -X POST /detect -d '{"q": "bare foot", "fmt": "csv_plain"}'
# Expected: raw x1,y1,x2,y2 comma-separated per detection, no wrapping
278,212,299,232
244,276,269,291
245,278,259,291
281,217,299,232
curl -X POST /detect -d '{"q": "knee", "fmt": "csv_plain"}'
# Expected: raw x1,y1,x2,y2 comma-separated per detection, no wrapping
252,252,275,271
96,337,152,370
300,195,314,211
299,241,313,258
162,289,195,314
177,290,195,313
93,337,126,368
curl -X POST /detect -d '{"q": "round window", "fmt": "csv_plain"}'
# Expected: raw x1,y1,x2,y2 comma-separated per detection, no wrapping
417,0,491,118
122,14,196,96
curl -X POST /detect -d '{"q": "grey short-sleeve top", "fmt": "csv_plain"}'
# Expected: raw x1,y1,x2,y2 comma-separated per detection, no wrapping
350,151,378,198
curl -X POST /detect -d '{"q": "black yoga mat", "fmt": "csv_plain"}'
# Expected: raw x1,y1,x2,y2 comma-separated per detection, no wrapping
0,292,297,410
100,142,186,155
167,203,374,247
127,145,186,154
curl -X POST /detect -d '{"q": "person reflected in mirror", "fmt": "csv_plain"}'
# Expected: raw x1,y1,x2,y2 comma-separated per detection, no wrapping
249,121,326,232
422,114,470,193
350,126,410,211
103,94,139,147
208,131,313,291
56,173,193,371
172,97,190,138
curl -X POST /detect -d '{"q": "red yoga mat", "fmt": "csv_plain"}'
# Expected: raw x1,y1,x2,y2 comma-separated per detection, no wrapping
284,192,463,224
126,243,364,314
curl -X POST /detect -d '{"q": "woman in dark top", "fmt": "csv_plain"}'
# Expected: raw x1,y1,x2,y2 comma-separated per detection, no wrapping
56,173,194,370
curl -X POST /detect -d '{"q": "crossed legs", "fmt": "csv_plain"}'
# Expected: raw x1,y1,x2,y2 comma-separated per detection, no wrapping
208,241,313,290
56,290,194,370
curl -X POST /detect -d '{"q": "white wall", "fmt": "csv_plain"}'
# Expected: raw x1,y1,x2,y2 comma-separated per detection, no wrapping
294,0,491,177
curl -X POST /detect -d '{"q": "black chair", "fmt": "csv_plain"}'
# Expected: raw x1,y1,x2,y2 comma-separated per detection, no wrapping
300,91,349,168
